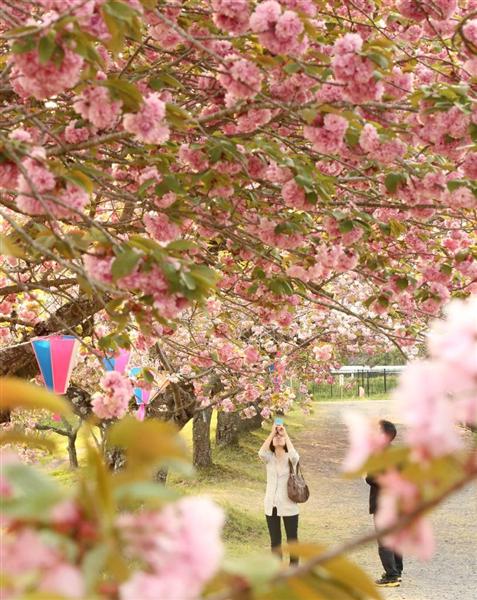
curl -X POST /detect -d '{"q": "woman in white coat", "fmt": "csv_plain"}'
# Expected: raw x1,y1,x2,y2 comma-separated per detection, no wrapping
258,423,299,565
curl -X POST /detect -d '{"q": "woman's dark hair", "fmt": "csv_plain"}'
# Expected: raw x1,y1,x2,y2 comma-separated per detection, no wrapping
379,419,397,440
269,439,288,453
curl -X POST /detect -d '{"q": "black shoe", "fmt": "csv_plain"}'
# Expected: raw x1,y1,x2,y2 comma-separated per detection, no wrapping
397,572,402,582
375,575,400,587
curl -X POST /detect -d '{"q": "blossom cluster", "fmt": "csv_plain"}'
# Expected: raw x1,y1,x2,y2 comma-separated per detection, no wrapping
91,371,133,419
119,497,224,599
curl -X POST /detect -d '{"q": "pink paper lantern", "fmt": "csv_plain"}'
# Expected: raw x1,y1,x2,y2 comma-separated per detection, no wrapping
31,335,80,395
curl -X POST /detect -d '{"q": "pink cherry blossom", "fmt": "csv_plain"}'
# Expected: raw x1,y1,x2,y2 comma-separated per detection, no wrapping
342,411,389,471
123,93,170,144
250,1,307,56
463,19,477,46
212,0,250,35
10,45,84,100
359,123,406,164
218,57,263,102
427,296,477,384
0,162,18,189
179,144,209,172
462,152,477,179
332,33,383,102
304,113,348,154
119,497,224,600
91,371,133,420
38,563,85,599
73,85,122,130
395,360,464,460
282,178,306,208
64,120,93,144
375,470,435,560
83,254,114,284
144,212,181,243
244,345,260,364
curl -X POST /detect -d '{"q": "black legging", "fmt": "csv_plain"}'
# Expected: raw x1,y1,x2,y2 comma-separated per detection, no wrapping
266,506,299,565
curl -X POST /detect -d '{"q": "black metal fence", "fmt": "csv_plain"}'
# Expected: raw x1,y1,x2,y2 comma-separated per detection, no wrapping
311,371,400,400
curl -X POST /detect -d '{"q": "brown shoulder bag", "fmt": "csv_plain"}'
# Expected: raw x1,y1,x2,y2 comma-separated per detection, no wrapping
287,459,310,503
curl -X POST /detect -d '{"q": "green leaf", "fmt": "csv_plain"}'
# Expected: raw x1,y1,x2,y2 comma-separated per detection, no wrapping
155,175,183,195
469,122,477,144
348,446,410,477
137,177,156,197
166,103,191,129
283,62,302,74
102,78,142,112
2,463,63,520
38,33,56,64
440,263,452,276
0,234,25,258
338,219,354,233
149,73,183,90
395,277,408,291
384,172,406,193
111,248,141,281
367,52,389,69
180,271,197,291
82,545,109,594
11,37,36,54
300,108,318,124
295,174,313,192
103,0,139,20
223,554,281,589
114,481,179,504
446,179,468,192
389,219,407,237
269,278,294,296
323,556,382,600
64,169,94,194
189,265,220,290
344,126,360,147
167,239,197,252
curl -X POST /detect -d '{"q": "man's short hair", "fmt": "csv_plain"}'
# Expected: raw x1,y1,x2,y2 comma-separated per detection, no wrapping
379,419,397,440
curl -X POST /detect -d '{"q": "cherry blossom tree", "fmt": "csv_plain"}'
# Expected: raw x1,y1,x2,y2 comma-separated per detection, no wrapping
1,1,477,596
1,295,476,599
1,0,476,390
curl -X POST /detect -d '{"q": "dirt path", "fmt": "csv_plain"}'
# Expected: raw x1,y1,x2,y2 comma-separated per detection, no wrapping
295,400,477,600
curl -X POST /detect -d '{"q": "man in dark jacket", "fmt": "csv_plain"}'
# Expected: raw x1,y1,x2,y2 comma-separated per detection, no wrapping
366,419,403,588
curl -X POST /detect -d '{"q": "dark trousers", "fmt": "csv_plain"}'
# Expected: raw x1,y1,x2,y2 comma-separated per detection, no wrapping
378,544,403,578
266,507,299,565
374,516,403,577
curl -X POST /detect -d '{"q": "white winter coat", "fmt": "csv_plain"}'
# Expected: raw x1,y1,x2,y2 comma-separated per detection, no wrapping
259,447,300,516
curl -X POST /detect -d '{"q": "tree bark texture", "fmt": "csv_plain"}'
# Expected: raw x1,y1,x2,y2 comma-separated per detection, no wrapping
216,410,240,447
193,405,213,468
67,432,79,469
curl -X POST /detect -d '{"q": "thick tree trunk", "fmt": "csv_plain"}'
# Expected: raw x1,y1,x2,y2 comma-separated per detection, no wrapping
216,411,240,447
67,433,78,469
193,406,213,468
0,410,11,424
